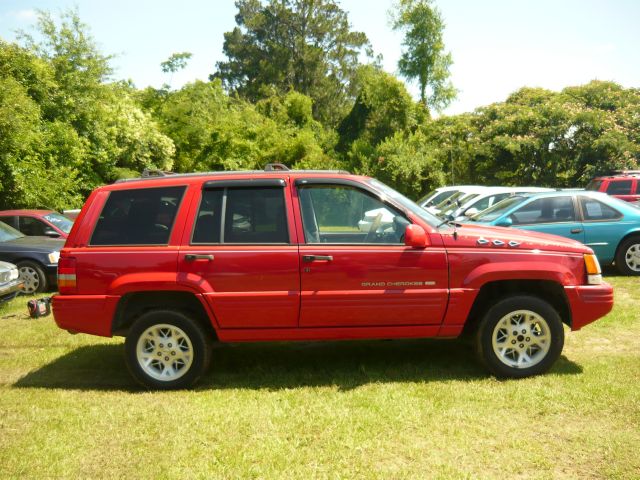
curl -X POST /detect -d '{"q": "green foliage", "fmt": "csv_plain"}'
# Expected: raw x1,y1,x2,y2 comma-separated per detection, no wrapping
213,0,372,125
160,52,192,74
390,0,456,112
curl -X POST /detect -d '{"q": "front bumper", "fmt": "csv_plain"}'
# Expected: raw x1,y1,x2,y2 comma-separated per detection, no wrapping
0,279,24,303
564,282,614,330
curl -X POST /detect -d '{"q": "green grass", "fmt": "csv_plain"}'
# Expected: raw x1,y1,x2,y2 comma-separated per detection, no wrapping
1,277,639,479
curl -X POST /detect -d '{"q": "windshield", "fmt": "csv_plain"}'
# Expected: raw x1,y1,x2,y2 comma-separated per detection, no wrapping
470,195,529,222
368,179,441,227
418,189,458,207
0,220,25,242
44,212,74,234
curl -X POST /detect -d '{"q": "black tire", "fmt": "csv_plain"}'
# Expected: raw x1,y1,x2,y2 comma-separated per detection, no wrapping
124,309,213,390
475,295,564,378
615,236,640,276
17,260,48,294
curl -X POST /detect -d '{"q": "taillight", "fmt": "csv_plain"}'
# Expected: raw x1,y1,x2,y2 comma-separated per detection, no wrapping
58,256,77,294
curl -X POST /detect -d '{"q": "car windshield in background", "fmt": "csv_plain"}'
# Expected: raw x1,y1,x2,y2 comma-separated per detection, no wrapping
0,221,25,242
368,179,441,227
470,195,529,222
44,213,74,234
419,189,458,206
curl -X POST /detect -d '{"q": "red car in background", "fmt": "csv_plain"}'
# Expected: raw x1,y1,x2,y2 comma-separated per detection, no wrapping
0,210,74,240
586,170,640,202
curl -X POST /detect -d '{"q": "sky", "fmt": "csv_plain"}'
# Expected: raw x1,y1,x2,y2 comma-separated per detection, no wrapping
0,0,638,115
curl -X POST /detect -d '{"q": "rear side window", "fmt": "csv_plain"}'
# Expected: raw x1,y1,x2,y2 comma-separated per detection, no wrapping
192,187,288,244
580,197,622,221
512,196,576,224
0,216,18,229
91,186,185,246
606,180,632,195
585,180,603,191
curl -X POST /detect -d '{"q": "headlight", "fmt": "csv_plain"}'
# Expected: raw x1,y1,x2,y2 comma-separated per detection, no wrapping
48,251,60,264
8,268,19,281
584,253,602,285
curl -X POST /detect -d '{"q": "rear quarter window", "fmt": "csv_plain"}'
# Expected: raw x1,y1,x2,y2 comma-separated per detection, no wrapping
90,186,186,246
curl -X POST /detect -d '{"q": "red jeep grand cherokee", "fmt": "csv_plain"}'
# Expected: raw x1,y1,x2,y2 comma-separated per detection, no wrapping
53,167,614,389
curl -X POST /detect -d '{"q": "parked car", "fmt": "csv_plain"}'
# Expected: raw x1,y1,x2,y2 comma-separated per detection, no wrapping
439,187,554,220
586,170,640,203
464,190,640,275
0,210,74,239
0,221,63,293
0,261,22,303
51,166,614,389
417,186,464,208
424,186,489,215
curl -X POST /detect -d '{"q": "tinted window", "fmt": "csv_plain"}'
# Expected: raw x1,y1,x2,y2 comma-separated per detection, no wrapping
0,216,18,229
19,216,48,236
224,188,288,243
511,197,576,224
192,190,224,244
580,197,622,221
299,185,407,244
91,186,185,246
606,180,632,195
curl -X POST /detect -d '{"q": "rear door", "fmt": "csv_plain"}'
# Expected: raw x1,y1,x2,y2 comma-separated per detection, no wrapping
511,195,585,243
294,179,448,328
178,179,300,329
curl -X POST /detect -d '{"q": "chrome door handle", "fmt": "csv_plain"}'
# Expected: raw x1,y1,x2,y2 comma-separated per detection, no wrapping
302,255,333,262
185,254,214,261
570,228,583,234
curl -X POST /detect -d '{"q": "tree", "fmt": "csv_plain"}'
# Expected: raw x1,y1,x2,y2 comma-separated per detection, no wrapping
161,52,192,74
213,0,372,125
390,0,456,113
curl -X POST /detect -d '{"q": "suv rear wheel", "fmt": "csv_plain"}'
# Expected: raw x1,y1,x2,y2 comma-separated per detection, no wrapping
475,295,564,378
124,310,212,390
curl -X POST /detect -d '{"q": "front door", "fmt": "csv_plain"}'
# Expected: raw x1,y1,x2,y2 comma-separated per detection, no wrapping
178,180,300,329
512,195,585,244
294,181,448,328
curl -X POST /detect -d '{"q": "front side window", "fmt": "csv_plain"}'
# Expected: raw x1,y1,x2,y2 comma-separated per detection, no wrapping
298,185,408,244
91,186,185,246
19,216,48,236
511,196,576,225
192,187,288,244
580,197,622,221
606,180,632,195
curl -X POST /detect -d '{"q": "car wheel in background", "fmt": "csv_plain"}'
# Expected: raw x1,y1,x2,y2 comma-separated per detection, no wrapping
17,261,47,294
615,236,640,276
124,309,212,390
475,295,564,378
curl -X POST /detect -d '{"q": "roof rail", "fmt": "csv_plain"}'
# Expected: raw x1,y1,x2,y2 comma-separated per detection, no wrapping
611,169,640,176
141,168,176,178
264,163,290,171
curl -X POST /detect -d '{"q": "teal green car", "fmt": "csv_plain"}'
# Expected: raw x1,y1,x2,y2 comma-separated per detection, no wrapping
464,191,640,275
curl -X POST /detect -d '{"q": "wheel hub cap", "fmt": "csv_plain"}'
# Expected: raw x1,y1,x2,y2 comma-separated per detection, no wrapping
19,267,40,294
625,244,640,271
492,310,551,369
136,324,193,381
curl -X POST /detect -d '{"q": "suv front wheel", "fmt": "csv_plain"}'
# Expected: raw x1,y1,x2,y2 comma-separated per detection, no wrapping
124,310,212,389
475,295,564,378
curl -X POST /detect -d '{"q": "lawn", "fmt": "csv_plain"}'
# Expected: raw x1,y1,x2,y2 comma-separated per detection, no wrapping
0,276,638,479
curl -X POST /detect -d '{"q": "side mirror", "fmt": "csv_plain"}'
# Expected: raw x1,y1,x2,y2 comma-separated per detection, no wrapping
44,228,61,238
495,216,513,227
464,207,479,217
404,224,429,248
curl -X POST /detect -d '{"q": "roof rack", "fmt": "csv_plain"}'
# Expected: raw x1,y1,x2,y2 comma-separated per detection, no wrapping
611,169,640,176
115,166,352,184
264,163,290,171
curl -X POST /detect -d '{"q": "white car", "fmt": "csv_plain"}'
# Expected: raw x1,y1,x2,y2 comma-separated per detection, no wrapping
441,187,554,220
357,207,396,232
424,186,490,215
417,186,464,208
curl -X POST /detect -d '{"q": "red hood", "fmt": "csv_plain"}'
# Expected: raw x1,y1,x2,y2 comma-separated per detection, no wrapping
439,224,592,255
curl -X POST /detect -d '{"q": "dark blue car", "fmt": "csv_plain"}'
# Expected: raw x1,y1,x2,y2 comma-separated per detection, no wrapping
464,191,640,275
0,221,64,293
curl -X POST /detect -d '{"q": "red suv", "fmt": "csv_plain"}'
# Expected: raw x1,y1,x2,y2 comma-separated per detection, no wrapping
586,171,640,202
53,167,614,389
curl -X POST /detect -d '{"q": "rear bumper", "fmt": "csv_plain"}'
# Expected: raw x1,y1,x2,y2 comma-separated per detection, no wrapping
564,283,614,330
52,294,120,337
